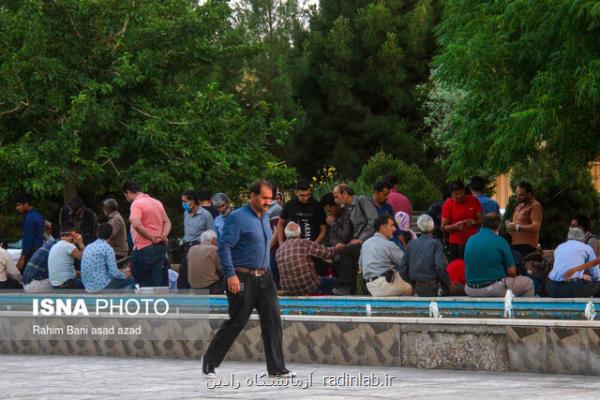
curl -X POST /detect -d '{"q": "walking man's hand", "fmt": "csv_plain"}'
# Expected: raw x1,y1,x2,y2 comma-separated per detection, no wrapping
227,275,241,294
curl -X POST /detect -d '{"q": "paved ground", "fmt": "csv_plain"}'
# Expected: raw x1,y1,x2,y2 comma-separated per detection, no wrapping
2,354,599,400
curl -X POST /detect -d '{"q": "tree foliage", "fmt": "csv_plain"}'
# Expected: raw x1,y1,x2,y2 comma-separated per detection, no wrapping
0,0,295,204
289,0,442,178
431,0,600,177
357,151,441,210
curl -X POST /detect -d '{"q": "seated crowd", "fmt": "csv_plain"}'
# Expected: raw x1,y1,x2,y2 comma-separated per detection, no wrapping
4,175,600,299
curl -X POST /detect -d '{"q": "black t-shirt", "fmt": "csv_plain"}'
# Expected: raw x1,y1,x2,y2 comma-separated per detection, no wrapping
202,206,220,220
280,197,326,241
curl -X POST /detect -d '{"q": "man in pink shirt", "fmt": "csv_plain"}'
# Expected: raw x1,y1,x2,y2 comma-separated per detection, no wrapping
384,175,413,221
122,181,172,287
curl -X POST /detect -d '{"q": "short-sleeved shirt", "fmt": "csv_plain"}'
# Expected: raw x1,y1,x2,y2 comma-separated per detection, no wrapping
129,193,168,250
48,240,78,286
549,240,598,282
464,228,514,284
183,207,214,244
511,200,543,248
476,195,500,216
441,195,483,245
280,197,326,241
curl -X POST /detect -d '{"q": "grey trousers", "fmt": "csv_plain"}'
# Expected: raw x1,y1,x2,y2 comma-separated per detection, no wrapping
465,276,534,297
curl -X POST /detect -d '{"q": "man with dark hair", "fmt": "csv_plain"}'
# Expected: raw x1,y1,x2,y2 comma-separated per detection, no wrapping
203,179,291,379
383,175,413,221
60,196,98,246
178,190,214,289
198,188,220,219
469,176,500,216
15,193,45,271
102,198,129,259
275,179,327,246
441,181,483,261
332,183,378,294
320,193,353,248
122,180,171,287
506,180,543,258
360,214,412,296
81,223,135,292
48,223,85,289
464,214,534,297
571,215,600,257
372,180,394,216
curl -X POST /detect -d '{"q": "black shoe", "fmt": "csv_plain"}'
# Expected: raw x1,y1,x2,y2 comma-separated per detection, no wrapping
269,369,295,378
202,356,216,379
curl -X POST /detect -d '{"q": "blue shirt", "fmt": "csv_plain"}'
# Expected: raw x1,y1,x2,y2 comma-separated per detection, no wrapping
476,195,500,216
81,239,125,292
549,240,598,282
183,207,214,243
22,208,45,256
215,214,227,239
465,228,515,284
218,204,272,278
22,238,57,285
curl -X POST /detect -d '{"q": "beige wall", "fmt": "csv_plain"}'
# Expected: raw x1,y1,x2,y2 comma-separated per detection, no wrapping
493,161,600,210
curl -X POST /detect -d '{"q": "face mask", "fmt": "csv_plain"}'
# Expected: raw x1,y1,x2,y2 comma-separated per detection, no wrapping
182,202,192,212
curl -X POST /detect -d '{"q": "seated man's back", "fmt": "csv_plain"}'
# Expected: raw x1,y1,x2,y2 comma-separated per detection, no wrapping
464,214,533,297
48,239,77,287
187,230,222,293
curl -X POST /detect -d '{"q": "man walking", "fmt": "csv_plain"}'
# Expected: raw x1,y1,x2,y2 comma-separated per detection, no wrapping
202,180,291,378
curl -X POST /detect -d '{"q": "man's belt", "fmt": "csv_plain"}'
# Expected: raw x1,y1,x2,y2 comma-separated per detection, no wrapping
235,267,269,276
467,279,502,289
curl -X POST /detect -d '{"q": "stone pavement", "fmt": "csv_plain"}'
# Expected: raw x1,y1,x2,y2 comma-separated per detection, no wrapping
1,354,598,400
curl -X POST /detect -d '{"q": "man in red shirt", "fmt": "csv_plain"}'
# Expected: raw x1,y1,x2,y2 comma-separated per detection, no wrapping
122,181,172,287
441,181,482,262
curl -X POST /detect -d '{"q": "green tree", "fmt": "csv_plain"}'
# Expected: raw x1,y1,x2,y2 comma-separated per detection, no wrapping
0,0,295,205
290,0,443,178
431,0,600,176
357,151,441,210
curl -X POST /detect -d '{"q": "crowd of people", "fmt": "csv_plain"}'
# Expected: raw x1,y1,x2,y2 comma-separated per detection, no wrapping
2,175,600,299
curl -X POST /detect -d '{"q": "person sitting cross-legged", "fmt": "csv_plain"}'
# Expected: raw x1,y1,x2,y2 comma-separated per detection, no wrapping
464,214,534,297
276,222,337,295
81,223,135,292
360,214,412,297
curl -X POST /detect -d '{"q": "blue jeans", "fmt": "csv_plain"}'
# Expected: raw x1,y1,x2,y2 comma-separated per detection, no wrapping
104,277,136,291
131,244,167,287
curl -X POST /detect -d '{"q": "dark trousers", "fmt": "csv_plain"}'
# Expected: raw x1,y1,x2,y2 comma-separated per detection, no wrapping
512,244,537,259
204,270,285,374
545,279,600,298
447,244,465,262
104,277,136,291
131,244,167,287
0,278,22,289
177,241,199,289
335,243,361,293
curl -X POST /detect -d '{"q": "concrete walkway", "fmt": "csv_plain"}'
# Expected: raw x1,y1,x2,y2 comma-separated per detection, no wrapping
1,354,598,399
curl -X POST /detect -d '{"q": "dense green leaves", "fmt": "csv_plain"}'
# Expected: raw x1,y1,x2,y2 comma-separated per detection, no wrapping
430,0,600,177
0,0,295,204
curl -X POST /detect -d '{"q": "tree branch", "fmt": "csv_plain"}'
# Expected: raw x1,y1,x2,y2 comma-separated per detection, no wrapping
0,100,29,116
